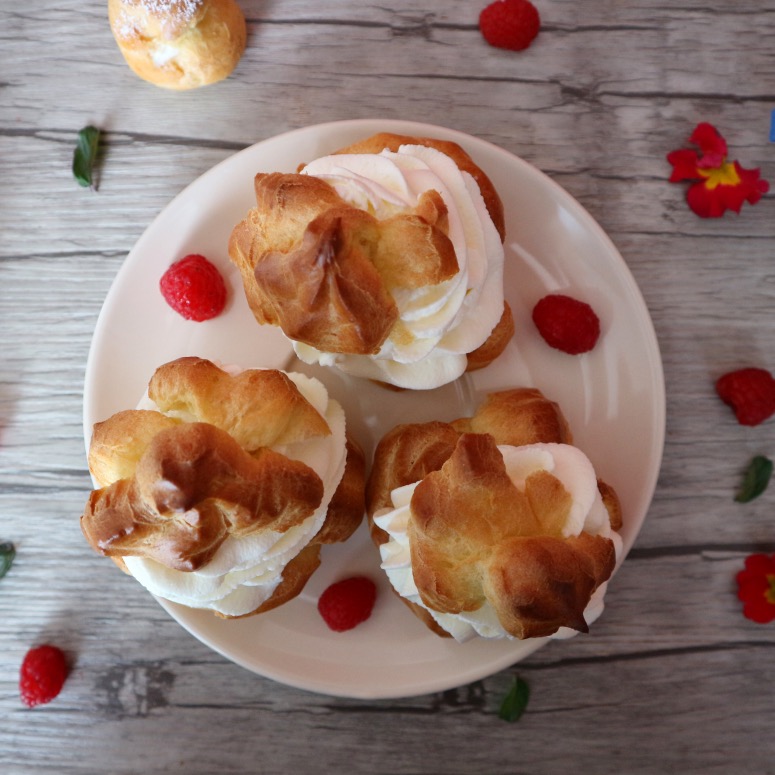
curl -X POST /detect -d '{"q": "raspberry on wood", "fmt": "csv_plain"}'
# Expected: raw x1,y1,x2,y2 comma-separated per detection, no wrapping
479,0,541,52
716,367,775,427
19,644,69,708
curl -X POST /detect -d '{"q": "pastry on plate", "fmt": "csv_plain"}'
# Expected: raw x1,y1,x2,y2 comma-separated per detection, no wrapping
81,356,364,618
108,0,247,90
229,132,514,390
366,388,623,641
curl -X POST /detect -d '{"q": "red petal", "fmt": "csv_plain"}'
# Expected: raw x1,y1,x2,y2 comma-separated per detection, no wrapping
737,573,768,602
667,148,701,182
689,122,728,168
742,597,775,624
717,183,749,215
685,182,725,218
735,161,770,203
744,553,775,574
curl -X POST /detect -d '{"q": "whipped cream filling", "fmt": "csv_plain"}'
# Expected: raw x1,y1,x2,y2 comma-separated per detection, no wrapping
123,370,347,617
373,443,623,642
295,144,505,390
151,43,180,67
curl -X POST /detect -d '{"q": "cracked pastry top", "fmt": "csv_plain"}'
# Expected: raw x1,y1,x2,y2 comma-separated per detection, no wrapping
229,132,514,390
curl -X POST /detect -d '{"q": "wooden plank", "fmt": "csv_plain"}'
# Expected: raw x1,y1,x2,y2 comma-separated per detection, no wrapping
2,0,775,771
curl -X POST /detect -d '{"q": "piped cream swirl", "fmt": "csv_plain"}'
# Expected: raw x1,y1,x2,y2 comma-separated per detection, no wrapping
294,144,505,390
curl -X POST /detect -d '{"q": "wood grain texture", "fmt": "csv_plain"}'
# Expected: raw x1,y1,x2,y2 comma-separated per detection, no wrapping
2,0,775,772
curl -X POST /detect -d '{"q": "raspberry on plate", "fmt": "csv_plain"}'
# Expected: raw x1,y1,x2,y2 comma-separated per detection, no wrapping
532,293,601,354
716,367,775,426
159,253,227,322
317,576,377,632
19,644,69,708
479,0,541,52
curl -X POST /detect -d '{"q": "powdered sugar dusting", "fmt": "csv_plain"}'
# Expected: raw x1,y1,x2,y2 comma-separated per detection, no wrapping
137,0,201,25
112,0,203,40
114,10,139,40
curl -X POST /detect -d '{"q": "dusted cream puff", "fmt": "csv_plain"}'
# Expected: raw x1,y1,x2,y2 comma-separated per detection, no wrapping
109,0,246,90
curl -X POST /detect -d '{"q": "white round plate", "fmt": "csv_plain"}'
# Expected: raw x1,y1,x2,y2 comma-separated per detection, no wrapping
83,119,665,699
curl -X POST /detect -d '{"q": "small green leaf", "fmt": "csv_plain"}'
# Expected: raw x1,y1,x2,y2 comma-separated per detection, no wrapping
0,541,16,580
72,125,101,189
735,455,773,503
498,676,530,722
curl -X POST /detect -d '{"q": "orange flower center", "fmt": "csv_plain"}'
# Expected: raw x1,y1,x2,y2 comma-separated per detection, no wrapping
766,575,775,604
698,160,741,190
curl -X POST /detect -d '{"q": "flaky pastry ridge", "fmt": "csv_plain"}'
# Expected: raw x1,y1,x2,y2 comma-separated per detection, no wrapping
366,388,622,639
81,357,364,617
228,133,513,369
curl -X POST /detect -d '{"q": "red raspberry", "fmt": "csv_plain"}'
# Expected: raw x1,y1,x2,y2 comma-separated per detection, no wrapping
159,254,227,321
479,0,540,52
317,576,377,632
532,293,601,354
716,367,775,426
19,645,69,708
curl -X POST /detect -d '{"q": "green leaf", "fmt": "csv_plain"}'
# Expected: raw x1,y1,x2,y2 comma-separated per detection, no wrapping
498,676,530,722
72,125,101,189
0,541,15,580
735,455,773,503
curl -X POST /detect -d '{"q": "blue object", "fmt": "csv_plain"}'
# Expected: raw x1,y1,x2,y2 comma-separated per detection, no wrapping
770,109,775,142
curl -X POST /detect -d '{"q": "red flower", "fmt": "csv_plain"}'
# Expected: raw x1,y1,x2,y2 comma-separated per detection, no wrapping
736,553,775,623
667,122,769,218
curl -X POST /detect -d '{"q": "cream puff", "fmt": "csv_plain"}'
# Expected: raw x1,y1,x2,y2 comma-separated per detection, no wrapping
108,0,246,90
81,357,364,617
229,133,514,390
366,388,623,641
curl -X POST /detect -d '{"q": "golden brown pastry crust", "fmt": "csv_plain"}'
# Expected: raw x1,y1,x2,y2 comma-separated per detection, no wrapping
366,388,620,639
450,387,572,448
229,170,459,355
315,435,367,545
83,421,325,571
465,302,515,373
366,388,572,520
108,0,246,90
228,133,513,372
147,355,331,449
81,357,364,616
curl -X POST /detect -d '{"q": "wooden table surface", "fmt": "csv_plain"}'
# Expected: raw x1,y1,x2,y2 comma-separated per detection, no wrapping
2,1,774,773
